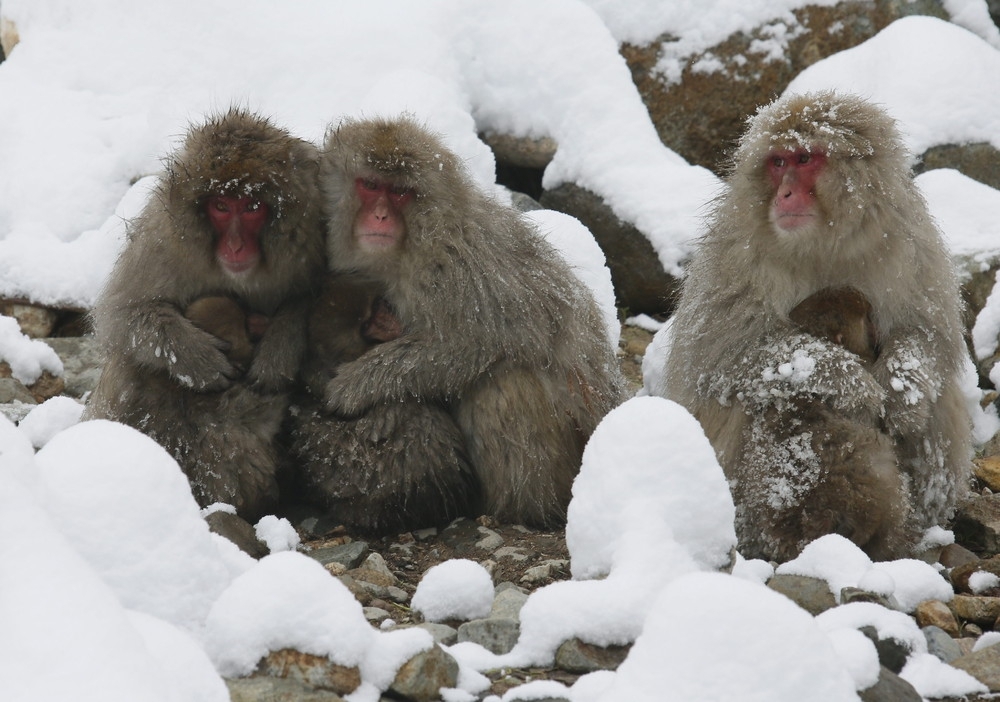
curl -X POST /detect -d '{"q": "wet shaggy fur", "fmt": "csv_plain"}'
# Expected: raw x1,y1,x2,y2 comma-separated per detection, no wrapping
84,108,326,520
661,92,972,561
304,116,628,529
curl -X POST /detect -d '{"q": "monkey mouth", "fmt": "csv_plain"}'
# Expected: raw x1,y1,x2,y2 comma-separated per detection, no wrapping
219,256,259,275
360,232,397,250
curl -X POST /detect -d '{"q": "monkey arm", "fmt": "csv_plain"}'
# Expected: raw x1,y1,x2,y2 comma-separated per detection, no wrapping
322,331,497,418
120,301,239,392
713,332,886,421
246,296,310,394
870,331,946,437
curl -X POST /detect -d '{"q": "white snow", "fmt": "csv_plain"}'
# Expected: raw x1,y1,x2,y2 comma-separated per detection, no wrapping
411,560,496,623
1,2,999,701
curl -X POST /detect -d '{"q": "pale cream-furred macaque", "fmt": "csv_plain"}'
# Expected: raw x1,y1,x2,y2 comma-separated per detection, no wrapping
661,92,971,561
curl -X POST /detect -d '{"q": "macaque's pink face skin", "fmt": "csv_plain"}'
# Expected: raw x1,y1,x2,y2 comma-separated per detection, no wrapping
207,195,268,275
353,178,414,252
767,149,827,233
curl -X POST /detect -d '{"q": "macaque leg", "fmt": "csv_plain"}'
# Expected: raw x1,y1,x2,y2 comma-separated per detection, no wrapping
290,399,478,534
455,368,584,528
735,405,913,561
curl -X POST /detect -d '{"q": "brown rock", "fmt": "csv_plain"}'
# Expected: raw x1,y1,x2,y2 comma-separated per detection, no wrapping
951,641,1000,691
976,457,1000,494
554,638,631,673
939,542,981,570
227,676,346,701
914,600,960,637
0,301,57,337
622,0,947,174
952,493,1000,557
766,573,837,615
917,142,1000,191
255,649,360,696
0,376,36,405
950,594,1000,627
540,182,679,315
0,17,18,57
25,370,64,403
205,510,269,559
389,645,459,702
951,556,1000,594
480,132,556,170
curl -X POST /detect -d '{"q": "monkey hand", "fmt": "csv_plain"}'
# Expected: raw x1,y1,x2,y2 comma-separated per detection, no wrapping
736,335,885,421
323,373,372,420
871,336,940,437
167,330,240,392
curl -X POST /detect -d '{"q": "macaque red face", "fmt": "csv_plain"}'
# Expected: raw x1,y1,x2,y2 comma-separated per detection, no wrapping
767,148,827,233
206,195,268,275
353,178,413,253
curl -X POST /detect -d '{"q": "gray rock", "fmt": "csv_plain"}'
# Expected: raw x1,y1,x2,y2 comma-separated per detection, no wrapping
0,399,34,423
363,606,391,625
305,541,369,570
916,142,1000,191
458,617,521,655
227,676,346,701
491,587,529,620
415,622,459,646
389,645,460,702
360,552,396,581
554,638,630,673
521,559,569,585
922,626,962,663
766,574,837,615
205,511,269,559
46,336,103,398
859,626,909,674
475,527,504,551
0,377,36,404
859,665,922,702
951,639,1000,691
840,587,896,609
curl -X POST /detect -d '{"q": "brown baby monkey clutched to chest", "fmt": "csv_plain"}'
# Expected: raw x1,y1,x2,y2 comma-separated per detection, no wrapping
288,116,627,533
85,108,326,520
660,92,972,562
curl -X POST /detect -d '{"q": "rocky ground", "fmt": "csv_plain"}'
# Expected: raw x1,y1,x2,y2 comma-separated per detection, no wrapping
8,318,1000,701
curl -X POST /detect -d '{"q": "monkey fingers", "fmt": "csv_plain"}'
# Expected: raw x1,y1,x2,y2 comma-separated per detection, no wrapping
168,331,240,392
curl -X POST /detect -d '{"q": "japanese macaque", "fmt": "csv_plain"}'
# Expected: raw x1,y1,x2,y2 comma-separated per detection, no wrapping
302,116,627,530
661,92,971,562
85,108,325,520
789,286,879,364
289,274,479,535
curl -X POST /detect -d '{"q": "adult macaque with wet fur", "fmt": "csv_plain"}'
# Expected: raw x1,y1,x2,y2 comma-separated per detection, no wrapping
85,109,325,520
661,92,971,562
303,116,627,529
789,286,879,364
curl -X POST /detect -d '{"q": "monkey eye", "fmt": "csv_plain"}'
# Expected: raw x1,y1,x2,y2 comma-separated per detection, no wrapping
359,178,379,191
211,198,229,212
771,156,785,168
798,153,812,164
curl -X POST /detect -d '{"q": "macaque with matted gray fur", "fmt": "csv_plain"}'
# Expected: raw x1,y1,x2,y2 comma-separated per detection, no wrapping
303,116,627,529
85,109,325,520
661,92,971,562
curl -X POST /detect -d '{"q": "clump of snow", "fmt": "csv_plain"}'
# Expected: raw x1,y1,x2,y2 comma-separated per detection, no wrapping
901,653,988,699
35,420,236,632
411,559,495,623
973,631,1000,652
785,16,1000,156
919,169,1000,272
526,209,620,349
16,395,84,448
203,551,373,677
254,515,300,553
776,535,952,612
0,315,63,384
598,572,860,702
969,570,1000,594
639,317,673,397
567,396,736,579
